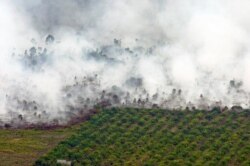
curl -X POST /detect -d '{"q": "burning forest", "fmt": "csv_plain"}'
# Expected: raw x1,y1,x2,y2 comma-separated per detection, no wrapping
1,0,250,128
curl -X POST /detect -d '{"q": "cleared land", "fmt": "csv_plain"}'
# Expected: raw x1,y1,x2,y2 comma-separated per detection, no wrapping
35,108,250,166
0,125,80,166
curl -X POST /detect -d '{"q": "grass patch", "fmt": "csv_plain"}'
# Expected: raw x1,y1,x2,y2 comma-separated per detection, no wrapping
0,125,80,166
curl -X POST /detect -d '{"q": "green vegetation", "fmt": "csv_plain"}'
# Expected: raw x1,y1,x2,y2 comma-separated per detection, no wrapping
0,125,80,166
36,108,250,166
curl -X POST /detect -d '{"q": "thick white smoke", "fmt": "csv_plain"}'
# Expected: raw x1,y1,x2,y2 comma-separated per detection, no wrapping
1,0,250,127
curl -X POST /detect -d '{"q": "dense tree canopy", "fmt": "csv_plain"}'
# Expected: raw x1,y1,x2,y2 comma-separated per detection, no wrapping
36,108,250,166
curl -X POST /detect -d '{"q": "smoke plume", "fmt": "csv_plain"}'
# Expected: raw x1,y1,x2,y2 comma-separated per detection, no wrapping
1,0,250,127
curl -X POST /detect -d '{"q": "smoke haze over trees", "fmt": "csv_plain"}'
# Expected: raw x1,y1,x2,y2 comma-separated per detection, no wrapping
1,0,250,126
